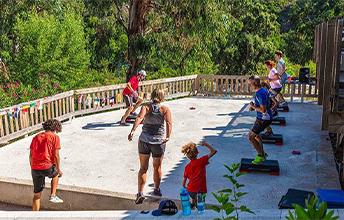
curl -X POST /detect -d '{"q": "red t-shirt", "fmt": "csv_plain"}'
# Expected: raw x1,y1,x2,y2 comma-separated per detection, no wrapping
123,76,139,95
30,132,61,170
184,155,209,193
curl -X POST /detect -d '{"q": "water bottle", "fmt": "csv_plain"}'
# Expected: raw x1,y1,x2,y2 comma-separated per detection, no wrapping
180,188,191,216
197,191,205,214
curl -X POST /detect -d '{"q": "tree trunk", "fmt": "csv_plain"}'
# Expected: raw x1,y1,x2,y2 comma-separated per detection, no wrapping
126,0,150,82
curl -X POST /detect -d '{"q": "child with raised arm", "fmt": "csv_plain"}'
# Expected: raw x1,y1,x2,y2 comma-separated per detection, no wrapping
182,141,217,209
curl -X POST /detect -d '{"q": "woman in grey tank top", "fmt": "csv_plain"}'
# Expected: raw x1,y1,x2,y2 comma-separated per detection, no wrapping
128,88,172,204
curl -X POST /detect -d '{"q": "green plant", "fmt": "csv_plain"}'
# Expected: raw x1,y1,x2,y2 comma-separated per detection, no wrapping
209,163,254,220
286,195,339,220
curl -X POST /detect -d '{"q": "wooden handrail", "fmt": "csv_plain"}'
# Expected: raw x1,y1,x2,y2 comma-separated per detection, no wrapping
0,74,317,144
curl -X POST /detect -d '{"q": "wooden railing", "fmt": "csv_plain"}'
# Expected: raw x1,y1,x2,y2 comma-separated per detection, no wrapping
0,74,318,144
0,75,197,144
196,75,318,98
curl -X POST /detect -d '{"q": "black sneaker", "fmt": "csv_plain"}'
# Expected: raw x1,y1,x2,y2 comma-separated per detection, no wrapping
120,121,130,126
130,112,138,116
152,188,162,197
135,193,145,204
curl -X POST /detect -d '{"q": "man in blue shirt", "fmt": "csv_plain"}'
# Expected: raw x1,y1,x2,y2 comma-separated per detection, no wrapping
248,76,273,164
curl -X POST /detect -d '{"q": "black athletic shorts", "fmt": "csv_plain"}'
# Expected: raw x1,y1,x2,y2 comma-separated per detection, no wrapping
123,94,138,107
138,140,166,158
31,165,58,193
251,118,272,134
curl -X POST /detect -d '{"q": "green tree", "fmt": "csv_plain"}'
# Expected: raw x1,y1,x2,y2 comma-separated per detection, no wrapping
13,10,90,90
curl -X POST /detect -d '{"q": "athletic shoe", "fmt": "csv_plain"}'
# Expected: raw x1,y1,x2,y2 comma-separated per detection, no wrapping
49,195,63,203
273,110,278,117
135,193,145,204
252,155,266,165
264,130,274,136
263,152,269,159
120,122,130,126
152,188,162,197
279,101,288,107
130,112,138,116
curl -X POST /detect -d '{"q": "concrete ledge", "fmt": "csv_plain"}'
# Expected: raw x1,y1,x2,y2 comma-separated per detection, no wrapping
0,176,183,211
0,210,343,219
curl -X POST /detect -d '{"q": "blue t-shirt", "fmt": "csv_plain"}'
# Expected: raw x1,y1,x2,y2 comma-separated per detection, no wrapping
254,88,272,120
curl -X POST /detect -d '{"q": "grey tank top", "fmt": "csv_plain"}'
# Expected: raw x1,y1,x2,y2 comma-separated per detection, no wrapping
139,103,165,144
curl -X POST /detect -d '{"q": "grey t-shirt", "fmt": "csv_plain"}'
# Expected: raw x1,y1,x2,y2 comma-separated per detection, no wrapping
277,58,286,75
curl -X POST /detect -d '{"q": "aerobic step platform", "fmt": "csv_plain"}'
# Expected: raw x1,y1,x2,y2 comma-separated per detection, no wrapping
239,158,280,175
260,134,283,146
278,188,315,209
277,105,289,112
317,189,344,208
271,117,286,126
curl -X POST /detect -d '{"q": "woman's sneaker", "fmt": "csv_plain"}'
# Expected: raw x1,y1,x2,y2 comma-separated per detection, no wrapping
152,188,162,197
130,112,138,117
135,192,145,204
49,195,63,203
252,155,266,165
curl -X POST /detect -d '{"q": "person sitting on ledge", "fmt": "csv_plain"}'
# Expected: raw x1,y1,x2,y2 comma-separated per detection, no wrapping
29,119,63,211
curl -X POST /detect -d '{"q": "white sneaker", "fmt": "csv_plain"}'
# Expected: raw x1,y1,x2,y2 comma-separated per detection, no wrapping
49,195,63,203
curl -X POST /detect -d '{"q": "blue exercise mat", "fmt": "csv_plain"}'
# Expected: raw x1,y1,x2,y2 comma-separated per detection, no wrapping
317,189,344,208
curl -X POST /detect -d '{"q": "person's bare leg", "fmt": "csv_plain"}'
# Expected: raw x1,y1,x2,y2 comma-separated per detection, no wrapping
121,106,134,123
50,176,58,197
132,98,143,113
248,132,263,155
152,156,163,189
138,154,150,192
266,126,272,133
277,93,286,102
32,192,42,211
255,135,264,154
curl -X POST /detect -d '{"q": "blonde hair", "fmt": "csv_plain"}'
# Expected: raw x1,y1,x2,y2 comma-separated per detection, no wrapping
181,142,199,160
151,88,164,103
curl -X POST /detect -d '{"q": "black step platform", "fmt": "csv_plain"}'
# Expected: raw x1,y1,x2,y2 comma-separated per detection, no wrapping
278,188,315,209
127,115,137,120
271,117,286,126
260,134,283,146
239,158,280,175
277,106,289,112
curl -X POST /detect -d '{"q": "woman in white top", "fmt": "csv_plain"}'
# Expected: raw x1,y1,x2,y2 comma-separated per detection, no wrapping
265,60,286,103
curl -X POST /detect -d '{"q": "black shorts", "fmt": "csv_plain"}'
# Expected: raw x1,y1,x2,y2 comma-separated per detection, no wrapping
138,140,166,158
31,165,58,193
123,94,138,107
272,87,282,94
251,118,272,134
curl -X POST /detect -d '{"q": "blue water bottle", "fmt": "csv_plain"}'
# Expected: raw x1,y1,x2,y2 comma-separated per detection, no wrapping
197,191,205,213
180,188,191,216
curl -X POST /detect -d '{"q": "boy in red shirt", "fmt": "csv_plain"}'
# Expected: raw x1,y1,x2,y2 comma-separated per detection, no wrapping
29,119,63,211
182,141,217,208
120,70,146,126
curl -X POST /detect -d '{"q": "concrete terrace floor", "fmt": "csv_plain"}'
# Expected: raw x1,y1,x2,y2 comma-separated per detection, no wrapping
0,97,341,210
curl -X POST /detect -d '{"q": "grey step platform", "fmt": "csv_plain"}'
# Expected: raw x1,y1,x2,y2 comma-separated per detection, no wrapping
271,117,286,126
259,133,283,146
239,158,280,175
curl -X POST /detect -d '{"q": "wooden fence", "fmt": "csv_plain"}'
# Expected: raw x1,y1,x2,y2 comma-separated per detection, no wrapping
0,74,318,144
196,75,318,98
0,75,197,144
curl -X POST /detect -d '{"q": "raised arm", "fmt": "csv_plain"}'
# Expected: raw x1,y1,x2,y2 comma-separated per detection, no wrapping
250,101,267,114
128,105,147,141
163,107,172,143
202,141,217,159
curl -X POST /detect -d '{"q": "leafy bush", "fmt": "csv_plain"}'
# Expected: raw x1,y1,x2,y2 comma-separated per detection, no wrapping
209,163,254,220
286,195,339,220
